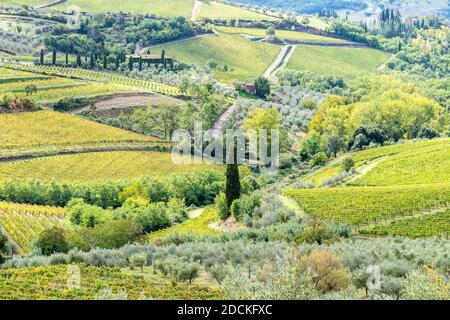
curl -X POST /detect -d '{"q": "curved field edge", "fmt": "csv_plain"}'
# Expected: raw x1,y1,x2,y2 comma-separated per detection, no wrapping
148,207,220,242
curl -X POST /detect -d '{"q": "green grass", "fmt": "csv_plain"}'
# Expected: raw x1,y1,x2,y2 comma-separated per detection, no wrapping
351,143,450,186
0,151,223,182
51,0,194,17
198,1,274,20
151,33,279,83
0,0,47,6
359,209,450,239
216,26,349,43
284,183,450,226
305,138,450,186
148,207,220,241
286,44,390,80
0,110,158,152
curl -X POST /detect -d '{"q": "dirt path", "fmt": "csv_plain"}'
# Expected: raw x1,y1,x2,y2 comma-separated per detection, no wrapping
191,0,202,22
263,45,296,82
210,104,236,139
344,156,388,185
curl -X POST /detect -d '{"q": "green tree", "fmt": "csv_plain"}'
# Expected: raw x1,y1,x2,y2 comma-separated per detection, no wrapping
254,76,271,99
52,48,56,65
225,162,240,218
35,226,69,256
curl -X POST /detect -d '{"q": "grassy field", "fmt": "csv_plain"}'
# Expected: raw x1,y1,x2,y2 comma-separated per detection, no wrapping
198,1,274,20
351,144,450,186
0,265,224,300
151,33,279,83
284,183,450,226
0,202,67,254
0,151,223,182
0,110,158,152
0,0,48,6
286,44,390,80
51,0,195,18
216,26,349,43
149,207,220,242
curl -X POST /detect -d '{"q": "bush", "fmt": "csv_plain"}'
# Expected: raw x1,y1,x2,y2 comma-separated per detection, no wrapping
139,203,171,233
215,192,228,220
53,97,92,112
342,157,355,172
298,250,350,293
67,198,110,228
309,152,328,167
175,262,200,284
417,124,440,139
35,227,69,256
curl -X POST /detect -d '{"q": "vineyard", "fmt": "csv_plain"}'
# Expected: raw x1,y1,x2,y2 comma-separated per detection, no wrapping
0,110,160,152
0,202,67,254
358,209,450,238
0,265,224,300
148,207,220,242
0,61,181,96
283,183,450,225
350,144,450,186
305,138,450,186
0,151,223,183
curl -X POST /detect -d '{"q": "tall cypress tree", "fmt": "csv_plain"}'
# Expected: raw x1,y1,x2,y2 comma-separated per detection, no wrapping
225,145,241,213
115,54,120,70
39,49,44,64
76,53,81,67
103,55,108,69
65,52,69,66
90,53,95,69
52,48,56,65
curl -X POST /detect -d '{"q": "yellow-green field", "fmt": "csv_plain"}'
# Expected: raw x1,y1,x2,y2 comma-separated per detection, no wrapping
51,0,195,18
0,110,158,152
0,0,47,6
0,151,223,182
151,33,279,83
305,138,450,186
286,44,390,80
216,26,349,43
149,207,220,242
197,2,274,20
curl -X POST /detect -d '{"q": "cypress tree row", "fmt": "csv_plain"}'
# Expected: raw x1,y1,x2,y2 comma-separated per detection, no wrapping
39,49,44,64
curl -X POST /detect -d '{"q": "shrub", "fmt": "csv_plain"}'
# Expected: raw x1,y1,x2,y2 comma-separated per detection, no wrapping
417,124,440,139
35,227,69,256
53,97,92,112
298,250,350,293
309,152,328,167
342,157,355,172
139,203,171,233
215,192,228,220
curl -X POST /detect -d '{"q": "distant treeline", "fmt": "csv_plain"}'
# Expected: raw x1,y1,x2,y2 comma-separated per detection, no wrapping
227,0,367,14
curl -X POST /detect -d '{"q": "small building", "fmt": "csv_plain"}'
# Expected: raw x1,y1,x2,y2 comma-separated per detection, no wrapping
126,53,175,66
243,83,257,95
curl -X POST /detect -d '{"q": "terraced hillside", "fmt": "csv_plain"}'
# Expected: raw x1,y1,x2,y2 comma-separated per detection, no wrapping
285,138,450,238
150,32,280,83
